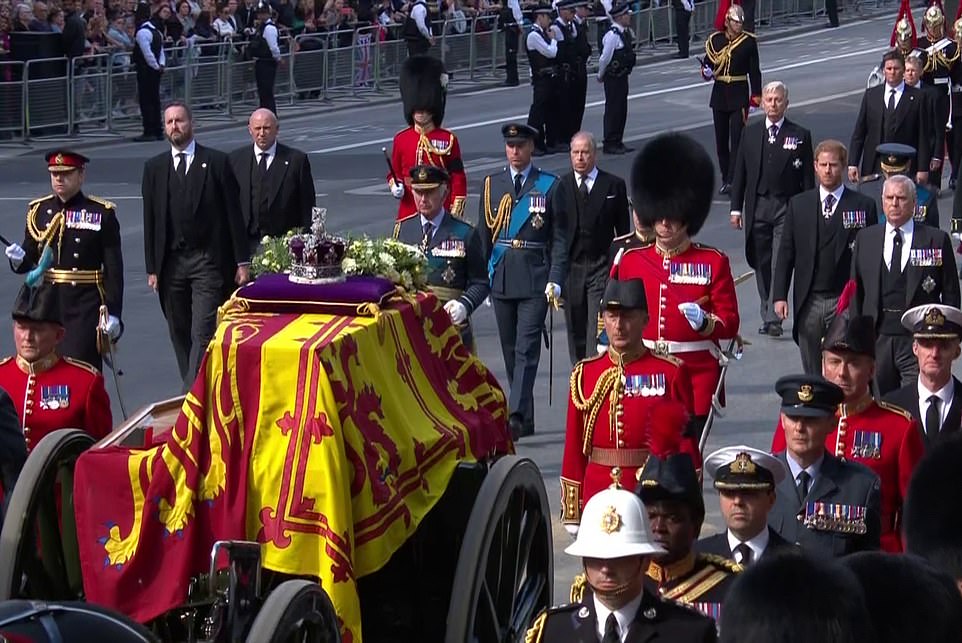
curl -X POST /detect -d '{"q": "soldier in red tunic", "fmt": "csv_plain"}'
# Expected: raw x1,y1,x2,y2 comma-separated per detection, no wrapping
619,133,740,440
388,55,468,223
561,271,700,533
770,286,924,552
0,284,112,452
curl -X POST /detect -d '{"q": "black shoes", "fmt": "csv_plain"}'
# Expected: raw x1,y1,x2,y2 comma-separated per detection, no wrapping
603,144,633,155
508,414,533,441
759,322,783,337
719,183,731,195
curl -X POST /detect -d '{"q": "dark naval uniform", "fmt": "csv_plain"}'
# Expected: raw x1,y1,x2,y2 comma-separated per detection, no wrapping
14,191,124,371
645,553,741,627
478,124,568,436
608,230,652,266
525,576,717,642
394,210,489,349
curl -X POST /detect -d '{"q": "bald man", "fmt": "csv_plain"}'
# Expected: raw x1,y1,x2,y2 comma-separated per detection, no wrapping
229,108,316,253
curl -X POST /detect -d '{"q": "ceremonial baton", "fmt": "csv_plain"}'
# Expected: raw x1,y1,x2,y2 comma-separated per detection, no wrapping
698,269,755,455
0,233,11,247
98,305,129,420
382,147,400,186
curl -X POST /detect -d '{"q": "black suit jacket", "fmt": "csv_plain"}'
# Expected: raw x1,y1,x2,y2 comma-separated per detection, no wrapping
695,527,797,562
0,386,25,514
883,377,962,449
554,168,629,260
141,143,250,288
730,117,815,267
849,84,931,176
773,186,878,342
850,222,961,329
228,142,316,238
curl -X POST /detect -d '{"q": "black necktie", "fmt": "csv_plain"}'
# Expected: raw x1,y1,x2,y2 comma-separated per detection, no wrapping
421,221,432,250
734,542,753,566
514,172,523,197
602,613,619,643
768,123,778,143
891,228,903,273
887,88,896,112
258,151,269,174
176,152,187,181
797,470,811,503
579,175,589,203
823,193,835,217
926,394,941,440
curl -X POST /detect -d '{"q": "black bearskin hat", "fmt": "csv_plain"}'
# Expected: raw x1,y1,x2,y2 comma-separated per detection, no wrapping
631,133,714,237
400,55,447,127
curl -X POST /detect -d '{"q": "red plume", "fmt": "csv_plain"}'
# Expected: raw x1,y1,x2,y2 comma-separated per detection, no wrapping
713,0,731,31
646,399,690,457
835,279,857,315
610,247,624,280
891,0,917,47
955,0,962,27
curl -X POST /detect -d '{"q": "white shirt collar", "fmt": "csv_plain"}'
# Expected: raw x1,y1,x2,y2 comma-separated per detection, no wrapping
785,451,824,485
254,141,277,159
919,376,954,412
764,117,785,130
885,217,915,237
885,80,906,93
170,138,196,160
818,184,845,205
510,164,532,182
419,210,446,234
578,166,599,184
726,526,770,563
593,592,643,642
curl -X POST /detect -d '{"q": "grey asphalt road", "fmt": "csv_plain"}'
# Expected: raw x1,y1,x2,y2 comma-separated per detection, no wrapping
0,13,945,604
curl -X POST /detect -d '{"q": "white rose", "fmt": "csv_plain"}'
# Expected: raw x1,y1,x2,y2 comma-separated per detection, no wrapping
379,252,396,268
342,258,358,273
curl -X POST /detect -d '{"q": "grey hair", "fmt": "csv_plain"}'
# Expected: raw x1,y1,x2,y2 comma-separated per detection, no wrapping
570,130,597,153
763,80,788,100
883,174,917,204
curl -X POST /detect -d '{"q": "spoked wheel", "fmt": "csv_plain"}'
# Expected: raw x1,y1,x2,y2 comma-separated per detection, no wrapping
0,429,96,601
445,456,553,643
246,579,341,643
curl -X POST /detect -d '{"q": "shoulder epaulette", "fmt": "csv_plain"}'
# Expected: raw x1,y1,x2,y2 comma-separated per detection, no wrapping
87,195,117,210
650,352,683,367
622,245,646,258
699,553,743,573
524,611,547,643
393,214,419,240
535,167,558,180
877,400,913,422
64,357,101,376
28,194,53,206
570,573,587,603
0,356,11,366
691,242,724,255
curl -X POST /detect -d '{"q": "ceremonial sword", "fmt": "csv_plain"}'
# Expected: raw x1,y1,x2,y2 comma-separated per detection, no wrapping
99,305,128,420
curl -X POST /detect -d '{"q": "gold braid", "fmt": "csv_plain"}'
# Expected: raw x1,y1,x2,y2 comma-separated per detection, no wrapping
483,175,514,242
417,130,454,159
705,33,745,77
570,360,623,456
26,203,65,263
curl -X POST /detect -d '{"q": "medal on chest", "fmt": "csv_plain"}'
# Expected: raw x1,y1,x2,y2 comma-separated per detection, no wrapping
802,501,867,534
65,208,102,230
851,430,882,459
623,373,666,397
841,210,866,229
910,248,942,267
668,262,711,285
529,192,546,229
432,238,466,258
40,384,70,410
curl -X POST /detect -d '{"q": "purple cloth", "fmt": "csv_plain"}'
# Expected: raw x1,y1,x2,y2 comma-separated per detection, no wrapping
235,274,398,315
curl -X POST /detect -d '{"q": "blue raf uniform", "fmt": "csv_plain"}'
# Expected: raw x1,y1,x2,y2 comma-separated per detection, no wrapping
872,143,940,227
394,165,489,350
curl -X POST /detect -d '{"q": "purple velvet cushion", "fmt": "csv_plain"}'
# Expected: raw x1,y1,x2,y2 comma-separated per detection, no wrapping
232,273,398,315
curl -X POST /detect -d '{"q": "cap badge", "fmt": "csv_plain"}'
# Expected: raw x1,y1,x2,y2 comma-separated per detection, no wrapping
600,505,622,534
925,308,945,326
643,607,657,620
731,452,756,474
54,153,64,165
508,125,518,136
577,606,590,619
798,384,814,402
417,167,428,181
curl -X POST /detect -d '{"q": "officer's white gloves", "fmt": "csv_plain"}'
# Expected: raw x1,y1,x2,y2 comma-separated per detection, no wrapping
545,282,561,302
596,343,607,355
564,524,579,537
953,232,961,245
390,181,405,199
104,315,122,341
678,302,706,331
5,243,25,268
444,299,468,325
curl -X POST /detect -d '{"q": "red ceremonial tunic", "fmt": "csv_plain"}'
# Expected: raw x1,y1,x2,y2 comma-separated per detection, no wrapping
0,353,112,451
771,396,924,552
560,348,699,526
389,126,468,221
619,241,740,416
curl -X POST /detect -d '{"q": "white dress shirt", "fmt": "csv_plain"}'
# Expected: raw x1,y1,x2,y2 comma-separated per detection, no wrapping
818,184,845,217
597,23,625,79
170,139,197,174
510,164,533,188
882,81,905,110
593,592,643,642
883,218,914,271
253,141,277,171
508,0,522,23
786,451,824,498
577,166,599,194
919,377,954,431
135,21,165,70
419,211,446,242
411,1,431,38
727,527,770,564
764,116,785,136
526,25,558,58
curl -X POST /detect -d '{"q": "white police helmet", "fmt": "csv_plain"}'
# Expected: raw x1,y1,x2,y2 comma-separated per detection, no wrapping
564,487,665,559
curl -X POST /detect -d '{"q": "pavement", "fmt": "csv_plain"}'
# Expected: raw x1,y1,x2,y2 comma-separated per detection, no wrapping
0,9,945,606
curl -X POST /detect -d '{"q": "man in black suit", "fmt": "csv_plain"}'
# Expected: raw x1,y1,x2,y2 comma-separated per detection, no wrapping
850,175,960,394
883,304,962,448
848,49,930,187
768,374,882,557
557,131,629,364
773,139,878,375
697,446,796,565
229,108,315,256
0,386,26,517
142,102,251,392
730,80,814,338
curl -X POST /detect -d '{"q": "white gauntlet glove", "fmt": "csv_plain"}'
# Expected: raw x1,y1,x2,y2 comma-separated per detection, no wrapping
678,302,707,331
5,243,25,267
390,181,404,199
443,299,468,325
545,282,561,302
103,315,122,341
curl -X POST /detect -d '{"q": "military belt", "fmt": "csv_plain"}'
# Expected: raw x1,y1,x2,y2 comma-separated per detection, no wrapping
589,447,649,467
44,268,103,286
715,74,747,83
495,239,546,249
934,77,951,85
644,338,718,355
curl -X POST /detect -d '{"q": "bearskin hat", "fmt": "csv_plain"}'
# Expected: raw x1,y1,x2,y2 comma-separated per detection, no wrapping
904,434,962,581
400,55,447,127
630,133,714,237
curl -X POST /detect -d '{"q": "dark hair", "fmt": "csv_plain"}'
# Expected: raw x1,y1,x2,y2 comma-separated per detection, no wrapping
842,552,962,643
904,434,962,580
881,48,905,67
721,552,877,643
163,100,194,121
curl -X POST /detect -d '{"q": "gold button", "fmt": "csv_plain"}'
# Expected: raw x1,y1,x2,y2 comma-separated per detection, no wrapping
72,253,79,259
24,409,31,416
618,440,625,447
23,427,30,435
25,400,32,406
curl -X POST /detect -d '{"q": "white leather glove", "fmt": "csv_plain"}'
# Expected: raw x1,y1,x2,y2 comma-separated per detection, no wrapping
678,302,706,331
444,299,468,325
545,282,561,301
104,315,122,341
5,243,25,267
953,232,961,244
390,181,404,199
564,524,579,537
596,343,607,355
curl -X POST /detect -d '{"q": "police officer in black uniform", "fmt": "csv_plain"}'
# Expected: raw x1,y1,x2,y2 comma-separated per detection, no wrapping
571,0,592,135
500,0,522,86
249,1,281,115
131,1,164,142
4,150,124,371
597,1,635,155
403,0,433,57
526,3,561,156
551,0,576,145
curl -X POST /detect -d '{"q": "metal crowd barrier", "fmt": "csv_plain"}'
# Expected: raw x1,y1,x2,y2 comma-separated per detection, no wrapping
0,0,896,141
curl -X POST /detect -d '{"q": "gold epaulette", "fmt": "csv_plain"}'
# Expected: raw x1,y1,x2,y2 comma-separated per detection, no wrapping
570,573,587,603
28,194,53,207
877,400,914,422
393,213,419,240
700,553,744,574
524,611,547,643
64,356,100,376
691,242,726,256
662,557,739,604
450,195,467,218
650,351,683,367
87,195,117,210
